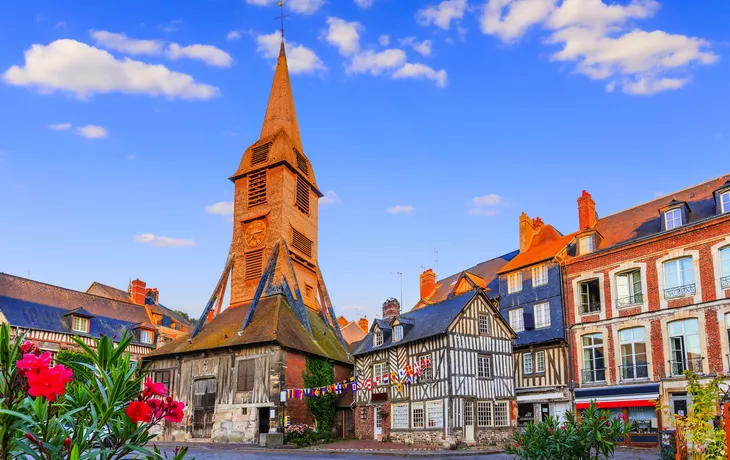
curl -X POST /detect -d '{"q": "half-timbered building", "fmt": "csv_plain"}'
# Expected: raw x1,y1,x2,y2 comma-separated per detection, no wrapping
351,290,517,447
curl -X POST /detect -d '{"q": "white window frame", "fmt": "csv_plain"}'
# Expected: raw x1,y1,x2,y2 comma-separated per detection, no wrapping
523,352,533,375
392,325,403,342
426,400,443,428
391,403,409,429
140,329,153,344
720,247,730,279
665,208,682,230
509,308,524,332
532,264,548,287
478,314,490,335
373,330,383,347
72,316,89,333
494,402,509,427
663,257,695,290
579,236,594,255
535,350,546,374
476,401,493,427
616,270,643,307
373,362,388,380
507,272,523,294
411,402,425,429
534,302,551,329
477,354,492,379
418,353,433,380
722,192,730,214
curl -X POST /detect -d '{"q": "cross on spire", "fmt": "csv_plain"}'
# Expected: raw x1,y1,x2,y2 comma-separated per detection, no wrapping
275,0,290,41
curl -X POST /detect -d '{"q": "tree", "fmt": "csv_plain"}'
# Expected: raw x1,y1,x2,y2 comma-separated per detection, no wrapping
172,310,198,326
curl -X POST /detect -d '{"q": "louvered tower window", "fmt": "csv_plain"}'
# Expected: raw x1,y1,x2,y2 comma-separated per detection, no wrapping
292,228,313,258
244,250,264,281
251,143,271,166
295,175,310,214
248,170,267,208
294,149,308,176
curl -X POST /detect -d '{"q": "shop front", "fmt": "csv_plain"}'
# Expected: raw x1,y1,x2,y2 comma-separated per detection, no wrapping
516,390,571,428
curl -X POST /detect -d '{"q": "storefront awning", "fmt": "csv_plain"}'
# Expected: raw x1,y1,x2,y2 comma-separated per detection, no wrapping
575,383,659,410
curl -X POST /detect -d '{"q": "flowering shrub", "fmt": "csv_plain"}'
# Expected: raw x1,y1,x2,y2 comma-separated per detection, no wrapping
284,423,324,447
0,323,189,459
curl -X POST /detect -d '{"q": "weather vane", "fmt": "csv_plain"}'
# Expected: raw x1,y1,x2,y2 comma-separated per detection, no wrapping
275,0,290,40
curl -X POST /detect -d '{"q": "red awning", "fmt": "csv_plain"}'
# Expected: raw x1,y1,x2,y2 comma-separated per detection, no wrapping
576,400,657,410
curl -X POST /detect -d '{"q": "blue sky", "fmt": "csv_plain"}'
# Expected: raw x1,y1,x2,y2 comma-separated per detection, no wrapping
1,0,729,323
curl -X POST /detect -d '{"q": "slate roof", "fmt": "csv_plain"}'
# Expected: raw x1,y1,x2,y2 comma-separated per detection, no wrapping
352,291,476,356
0,273,154,347
414,250,519,309
498,225,577,274
147,293,350,364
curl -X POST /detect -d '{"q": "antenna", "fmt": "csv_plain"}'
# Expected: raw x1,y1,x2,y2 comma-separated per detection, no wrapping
275,1,290,40
396,272,403,308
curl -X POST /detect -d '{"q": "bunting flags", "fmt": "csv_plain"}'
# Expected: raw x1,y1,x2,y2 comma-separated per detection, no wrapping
283,357,432,400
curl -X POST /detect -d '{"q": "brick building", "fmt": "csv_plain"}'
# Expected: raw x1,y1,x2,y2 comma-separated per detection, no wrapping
565,175,730,445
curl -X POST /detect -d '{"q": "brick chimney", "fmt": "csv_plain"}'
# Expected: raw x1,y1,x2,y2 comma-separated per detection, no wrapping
358,316,369,333
382,298,401,320
337,316,348,327
130,279,147,305
519,212,536,252
420,269,436,300
145,288,159,305
578,190,597,230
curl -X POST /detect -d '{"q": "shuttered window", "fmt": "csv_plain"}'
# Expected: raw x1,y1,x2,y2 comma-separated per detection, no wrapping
294,149,308,176
248,170,267,207
237,360,255,392
296,175,310,214
251,143,271,166
292,228,313,258
244,250,264,281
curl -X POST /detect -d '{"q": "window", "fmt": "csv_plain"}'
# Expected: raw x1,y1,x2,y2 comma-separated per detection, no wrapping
619,327,648,381
509,308,524,332
247,170,267,207
722,192,730,214
664,257,696,298
582,333,605,383
295,175,310,214
494,402,509,427
532,264,548,287
140,330,153,344
535,351,545,374
154,370,171,394
244,249,264,281
616,270,643,307
507,272,522,293
669,319,702,376
478,354,492,379
426,400,443,428
579,279,601,314
251,142,271,166
720,247,730,289
579,236,594,255
534,302,551,328
392,403,409,429
412,403,425,428
523,352,533,375
393,325,403,342
373,331,383,347
477,401,493,427
237,360,255,391
418,354,433,380
373,362,388,380
665,208,682,230
478,314,490,335
292,228,313,258
72,316,89,333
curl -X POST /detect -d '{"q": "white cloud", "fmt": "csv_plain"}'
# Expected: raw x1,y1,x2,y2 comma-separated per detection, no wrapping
320,190,341,205
393,63,447,87
167,43,233,67
89,30,163,55
227,30,242,40
479,0,717,95
355,0,374,8
256,32,327,74
76,125,107,139
2,39,219,100
245,0,324,14
347,49,406,75
205,201,234,215
468,194,505,215
323,17,362,56
417,0,468,30
386,205,415,215
379,34,390,46
134,233,196,247
400,37,433,56
48,123,71,131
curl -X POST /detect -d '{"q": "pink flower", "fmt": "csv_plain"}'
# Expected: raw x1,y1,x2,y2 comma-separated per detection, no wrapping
164,400,185,423
147,399,164,418
26,365,73,402
126,401,152,424
20,341,35,354
142,377,167,398
16,352,52,374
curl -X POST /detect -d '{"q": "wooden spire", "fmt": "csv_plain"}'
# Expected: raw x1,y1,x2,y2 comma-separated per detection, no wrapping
260,41,303,152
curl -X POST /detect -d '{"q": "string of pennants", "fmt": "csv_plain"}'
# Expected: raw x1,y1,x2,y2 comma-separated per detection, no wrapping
283,356,433,400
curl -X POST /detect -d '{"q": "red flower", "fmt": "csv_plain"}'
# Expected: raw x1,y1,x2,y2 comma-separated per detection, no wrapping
126,401,152,424
514,442,520,448
142,377,167,398
164,400,185,423
147,398,164,419
26,365,73,402
63,438,71,451
620,413,628,422
16,352,52,374
20,341,35,354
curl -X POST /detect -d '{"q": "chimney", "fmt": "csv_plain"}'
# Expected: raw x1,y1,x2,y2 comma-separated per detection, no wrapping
337,316,348,327
382,298,401,320
578,190,597,230
130,279,147,305
419,269,436,300
519,212,536,252
358,316,369,333
145,288,159,305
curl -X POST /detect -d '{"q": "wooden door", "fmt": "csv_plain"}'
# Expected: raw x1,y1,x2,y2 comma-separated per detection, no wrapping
192,379,216,438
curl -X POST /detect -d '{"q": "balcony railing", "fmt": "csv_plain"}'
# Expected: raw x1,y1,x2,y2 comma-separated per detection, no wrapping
582,367,606,384
721,276,730,290
580,301,602,315
665,284,696,299
669,357,703,377
618,363,649,381
616,294,644,308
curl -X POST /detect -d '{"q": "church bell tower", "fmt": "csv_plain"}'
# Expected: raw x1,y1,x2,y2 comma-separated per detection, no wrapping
228,42,323,310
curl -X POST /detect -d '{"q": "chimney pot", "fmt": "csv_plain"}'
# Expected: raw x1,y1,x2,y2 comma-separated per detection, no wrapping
382,298,401,320
577,190,597,230
130,279,147,305
419,269,437,300
358,316,369,333
519,212,536,252
337,316,348,327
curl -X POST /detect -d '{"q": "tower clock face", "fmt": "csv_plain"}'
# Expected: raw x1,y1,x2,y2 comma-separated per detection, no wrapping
245,220,266,248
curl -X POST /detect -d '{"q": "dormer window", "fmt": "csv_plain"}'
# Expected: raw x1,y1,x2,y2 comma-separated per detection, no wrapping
721,191,730,214
393,325,403,342
665,208,682,230
140,330,154,344
579,236,594,255
72,316,89,333
373,330,383,346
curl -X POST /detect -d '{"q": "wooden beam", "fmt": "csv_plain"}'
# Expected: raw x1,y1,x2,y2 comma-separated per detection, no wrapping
190,252,235,339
